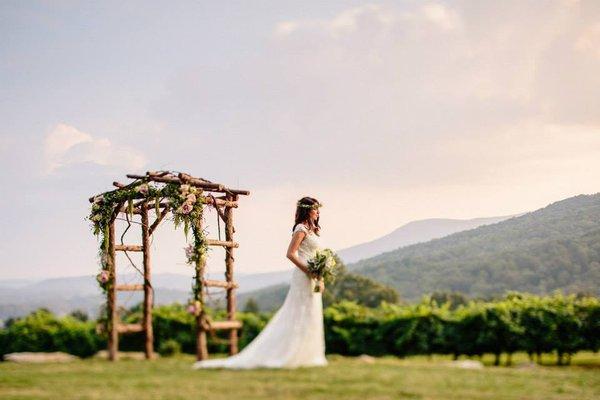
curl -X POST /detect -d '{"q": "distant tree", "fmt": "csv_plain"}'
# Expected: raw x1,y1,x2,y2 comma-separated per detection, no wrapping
243,298,260,313
323,258,400,308
121,302,142,320
430,291,469,309
575,290,597,300
3,317,17,328
69,309,89,322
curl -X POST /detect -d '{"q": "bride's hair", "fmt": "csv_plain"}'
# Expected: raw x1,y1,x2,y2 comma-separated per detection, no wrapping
293,197,321,236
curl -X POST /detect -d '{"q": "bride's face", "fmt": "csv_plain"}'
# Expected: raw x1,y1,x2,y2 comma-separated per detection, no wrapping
309,207,319,221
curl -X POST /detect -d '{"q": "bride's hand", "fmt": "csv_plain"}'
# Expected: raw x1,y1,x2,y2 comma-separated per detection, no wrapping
318,279,325,292
303,265,317,279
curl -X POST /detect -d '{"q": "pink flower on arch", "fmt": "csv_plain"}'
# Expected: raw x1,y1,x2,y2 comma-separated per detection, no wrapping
187,300,201,316
137,183,149,195
97,270,110,284
181,202,193,214
187,303,197,315
184,244,195,260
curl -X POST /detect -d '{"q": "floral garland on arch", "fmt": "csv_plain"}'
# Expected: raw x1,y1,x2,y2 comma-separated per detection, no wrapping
88,178,211,312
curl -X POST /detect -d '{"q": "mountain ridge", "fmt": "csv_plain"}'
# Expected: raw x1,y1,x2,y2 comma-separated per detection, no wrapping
348,193,600,300
336,215,518,264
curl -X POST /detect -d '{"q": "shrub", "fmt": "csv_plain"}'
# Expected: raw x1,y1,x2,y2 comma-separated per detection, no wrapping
0,309,101,358
158,339,181,356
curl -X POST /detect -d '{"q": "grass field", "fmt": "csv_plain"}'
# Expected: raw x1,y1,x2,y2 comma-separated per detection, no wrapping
1,352,599,400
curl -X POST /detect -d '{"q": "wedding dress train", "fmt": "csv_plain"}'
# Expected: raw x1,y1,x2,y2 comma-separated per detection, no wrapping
192,223,328,369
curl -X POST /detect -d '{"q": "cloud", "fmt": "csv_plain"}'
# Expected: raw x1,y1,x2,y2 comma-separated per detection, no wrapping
0,135,12,155
575,22,600,59
274,21,300,37
272,3,459,40
43,123,146,174
273,4,396,39
153,0,600,192
264,1,600,167
420,3,461,31
273,1,576,103
428,120,600,186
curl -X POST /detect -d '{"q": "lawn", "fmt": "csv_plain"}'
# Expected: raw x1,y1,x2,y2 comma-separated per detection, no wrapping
1,352,599,400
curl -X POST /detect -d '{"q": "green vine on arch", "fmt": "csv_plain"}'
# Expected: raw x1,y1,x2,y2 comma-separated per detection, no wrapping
87,178,211,311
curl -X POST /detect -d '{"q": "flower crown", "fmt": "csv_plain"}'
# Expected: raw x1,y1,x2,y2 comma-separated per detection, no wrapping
297,201,323,210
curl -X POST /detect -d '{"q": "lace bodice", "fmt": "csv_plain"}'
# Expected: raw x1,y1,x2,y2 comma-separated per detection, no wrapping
293,223,321,261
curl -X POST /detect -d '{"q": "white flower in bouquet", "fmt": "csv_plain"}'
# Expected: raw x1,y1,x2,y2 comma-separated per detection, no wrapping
306,248,338,293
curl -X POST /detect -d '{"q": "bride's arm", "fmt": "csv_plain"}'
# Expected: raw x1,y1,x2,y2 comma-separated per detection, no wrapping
286,231,314,279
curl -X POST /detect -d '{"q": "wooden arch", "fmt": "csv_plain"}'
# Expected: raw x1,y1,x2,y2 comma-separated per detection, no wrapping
88,171,250,361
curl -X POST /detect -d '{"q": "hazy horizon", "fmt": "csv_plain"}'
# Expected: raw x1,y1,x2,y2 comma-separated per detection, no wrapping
1,1,599,279
1,211,526,281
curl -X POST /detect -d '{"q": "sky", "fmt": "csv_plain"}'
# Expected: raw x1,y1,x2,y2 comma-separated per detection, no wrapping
1,0,599,280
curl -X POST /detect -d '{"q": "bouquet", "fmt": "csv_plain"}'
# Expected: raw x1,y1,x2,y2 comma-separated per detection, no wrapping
306,248,338,292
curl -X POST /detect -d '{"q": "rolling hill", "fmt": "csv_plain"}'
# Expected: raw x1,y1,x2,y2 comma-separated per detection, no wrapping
336,215,516,264
348,194,600,300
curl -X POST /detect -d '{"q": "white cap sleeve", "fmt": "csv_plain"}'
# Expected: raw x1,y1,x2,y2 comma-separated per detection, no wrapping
293,224,308,235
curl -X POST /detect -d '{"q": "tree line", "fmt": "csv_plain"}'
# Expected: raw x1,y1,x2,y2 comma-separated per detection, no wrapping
1,292,597,365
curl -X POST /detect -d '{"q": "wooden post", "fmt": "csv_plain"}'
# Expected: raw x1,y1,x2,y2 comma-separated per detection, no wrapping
141,202,154,359
225,193,239,355
195,217,208,361
107,220,118,361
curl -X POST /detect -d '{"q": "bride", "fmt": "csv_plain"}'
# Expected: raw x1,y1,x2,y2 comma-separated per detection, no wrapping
192,196,328,369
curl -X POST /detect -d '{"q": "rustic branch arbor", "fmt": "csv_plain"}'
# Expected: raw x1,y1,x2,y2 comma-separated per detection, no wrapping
88,171,250,361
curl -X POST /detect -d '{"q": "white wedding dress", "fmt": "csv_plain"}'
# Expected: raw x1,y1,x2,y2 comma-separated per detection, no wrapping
192,223,328,369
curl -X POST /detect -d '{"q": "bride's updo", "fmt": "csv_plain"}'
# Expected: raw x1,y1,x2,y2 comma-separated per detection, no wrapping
293,197,322,236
